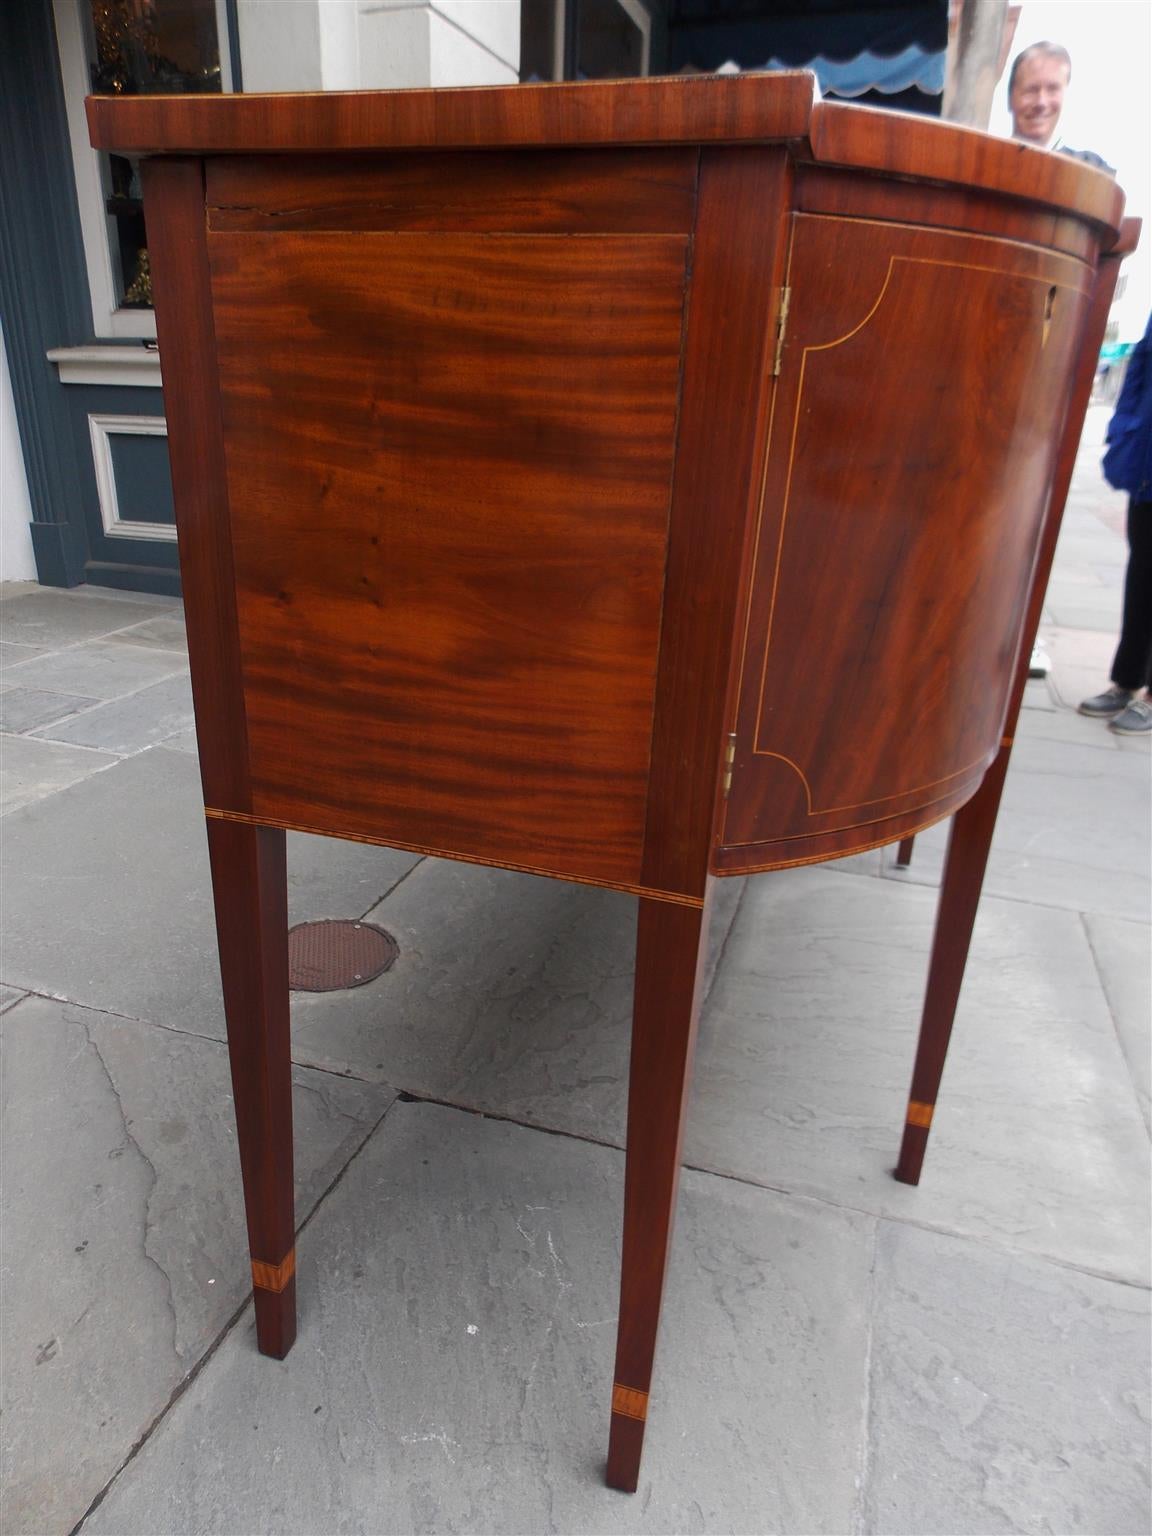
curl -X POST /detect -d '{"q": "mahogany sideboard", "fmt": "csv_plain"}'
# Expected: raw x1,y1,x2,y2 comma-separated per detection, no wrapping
88,75,1137,1493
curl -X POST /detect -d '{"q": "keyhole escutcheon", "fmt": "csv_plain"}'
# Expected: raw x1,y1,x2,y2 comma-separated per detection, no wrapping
1042,285,1057,348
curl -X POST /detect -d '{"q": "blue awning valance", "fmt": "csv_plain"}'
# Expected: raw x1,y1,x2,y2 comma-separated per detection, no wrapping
710,43,945,95
666,1,947,97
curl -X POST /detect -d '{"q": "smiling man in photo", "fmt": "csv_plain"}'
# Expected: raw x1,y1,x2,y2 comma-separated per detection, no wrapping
1008,40,1112,168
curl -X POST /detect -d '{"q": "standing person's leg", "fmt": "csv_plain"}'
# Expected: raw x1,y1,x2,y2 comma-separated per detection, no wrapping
1079,498,1152,725
1106,500,1152,733
1111,499,1152,685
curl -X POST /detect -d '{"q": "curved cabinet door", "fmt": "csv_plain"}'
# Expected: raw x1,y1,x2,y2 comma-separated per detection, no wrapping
717,213,1090,873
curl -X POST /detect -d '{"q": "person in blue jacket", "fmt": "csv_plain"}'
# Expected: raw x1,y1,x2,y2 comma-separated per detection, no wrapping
1079,311,1152,733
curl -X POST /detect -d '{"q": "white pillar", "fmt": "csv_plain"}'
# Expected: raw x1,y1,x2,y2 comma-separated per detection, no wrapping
237,0,519,92
426,1,520,84
236,0,324,91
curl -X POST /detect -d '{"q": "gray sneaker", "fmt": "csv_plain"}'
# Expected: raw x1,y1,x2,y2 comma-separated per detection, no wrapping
1078,685,1134,718
1109,698,1152,735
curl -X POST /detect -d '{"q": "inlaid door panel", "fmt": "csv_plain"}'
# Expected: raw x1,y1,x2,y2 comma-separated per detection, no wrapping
719,215,1090,868
208,223,690,886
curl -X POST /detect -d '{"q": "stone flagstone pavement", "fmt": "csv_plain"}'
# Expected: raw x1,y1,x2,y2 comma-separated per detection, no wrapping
1,407,1148,1535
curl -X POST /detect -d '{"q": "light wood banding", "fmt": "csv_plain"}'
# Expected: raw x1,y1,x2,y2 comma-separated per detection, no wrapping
612,1384,650,1422
252,1250,296,1294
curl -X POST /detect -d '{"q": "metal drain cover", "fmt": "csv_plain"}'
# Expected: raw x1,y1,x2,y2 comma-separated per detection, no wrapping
288,920,398,992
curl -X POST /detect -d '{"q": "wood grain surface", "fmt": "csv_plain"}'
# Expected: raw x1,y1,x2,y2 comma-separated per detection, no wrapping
808,99,1124,239
87,73,815,154
208,211,690,885
207,148,698,234
89,77,1123,250
718,216,1090,870
795,165,1099,265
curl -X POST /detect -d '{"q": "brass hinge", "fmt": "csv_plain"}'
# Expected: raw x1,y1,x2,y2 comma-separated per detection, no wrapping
771,285,792,377
722,732,737,798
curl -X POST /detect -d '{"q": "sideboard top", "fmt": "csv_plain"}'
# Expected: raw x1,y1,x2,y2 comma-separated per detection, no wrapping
86,74,1125,241
88,73,815,153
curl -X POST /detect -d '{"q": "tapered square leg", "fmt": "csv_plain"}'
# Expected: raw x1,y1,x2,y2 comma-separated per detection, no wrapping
206,817,297,1356
894,237,1133,1186
606,889,713,1493
894,835,916,868
895,752,1009,1185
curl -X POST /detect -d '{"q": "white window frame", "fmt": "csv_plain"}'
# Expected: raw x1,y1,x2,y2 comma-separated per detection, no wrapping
614,0,652,76
52,0,234,340
88,412,178,542
550,0,652,81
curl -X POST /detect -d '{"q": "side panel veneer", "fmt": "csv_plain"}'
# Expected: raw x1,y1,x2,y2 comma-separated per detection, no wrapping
207,166,696,887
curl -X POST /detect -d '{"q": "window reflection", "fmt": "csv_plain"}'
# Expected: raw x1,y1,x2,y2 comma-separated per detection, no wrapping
89,0,222,95
576,0,647,79
86,1,224,308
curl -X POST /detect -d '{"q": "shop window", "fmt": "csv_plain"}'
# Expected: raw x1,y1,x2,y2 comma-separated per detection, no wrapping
520,0,653,82
88,1,225,308
55,0,235,335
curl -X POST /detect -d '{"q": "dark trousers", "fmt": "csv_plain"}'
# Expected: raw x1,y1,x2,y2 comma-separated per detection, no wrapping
1111,498,1152,691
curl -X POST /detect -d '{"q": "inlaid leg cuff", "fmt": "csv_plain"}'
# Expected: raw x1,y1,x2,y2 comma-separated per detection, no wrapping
612,1384,649,1422
252,1249,296,1293
906,1100,934,1129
